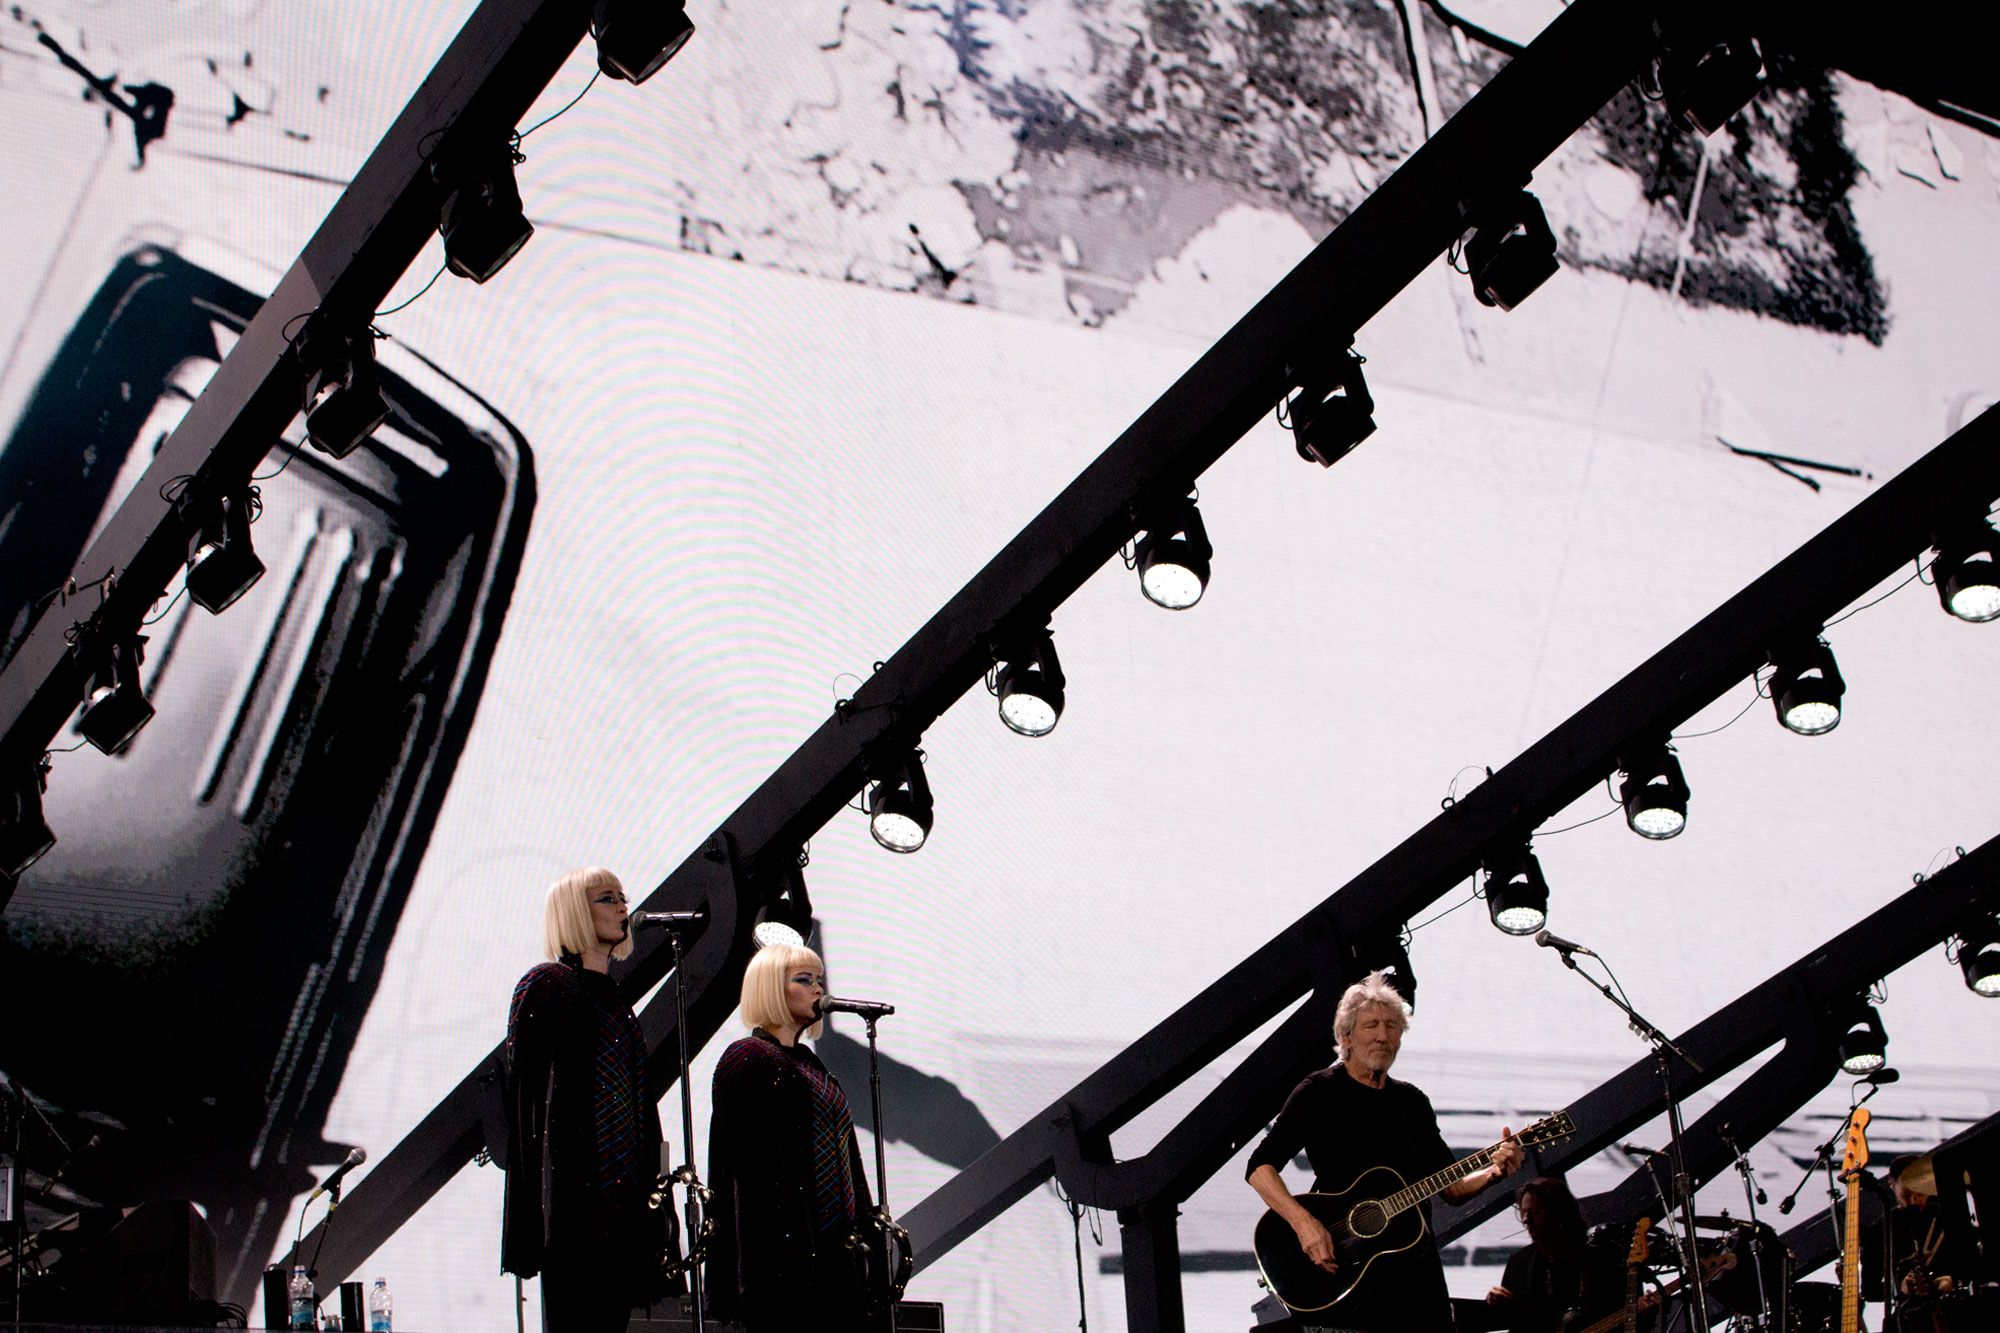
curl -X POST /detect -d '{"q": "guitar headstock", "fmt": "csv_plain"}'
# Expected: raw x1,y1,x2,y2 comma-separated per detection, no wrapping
1843,1107,1871,1175
1517,1110,1578,1150
1625,1216,1653,1265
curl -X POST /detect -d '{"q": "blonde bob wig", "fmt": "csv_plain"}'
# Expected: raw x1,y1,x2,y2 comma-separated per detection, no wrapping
740,942,824,1040
543,866,634,963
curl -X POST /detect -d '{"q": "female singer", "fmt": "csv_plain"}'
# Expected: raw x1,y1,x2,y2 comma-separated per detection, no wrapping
501,867,666,1333
707,942,873,1332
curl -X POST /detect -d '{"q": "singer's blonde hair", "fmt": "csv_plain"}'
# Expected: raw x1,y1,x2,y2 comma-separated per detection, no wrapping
1332,970,1411,1058
542,866,634,963
739,942,824,1040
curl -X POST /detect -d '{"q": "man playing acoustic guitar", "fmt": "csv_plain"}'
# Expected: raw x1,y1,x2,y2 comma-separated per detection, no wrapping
1247,971,1525,1331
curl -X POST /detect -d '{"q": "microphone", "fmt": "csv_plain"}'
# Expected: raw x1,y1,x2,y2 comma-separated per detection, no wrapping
1533,928,1598,958
1858,1068,1900,1085
632,908,708,929
1618,1142,1665,1160
817,996,896,1019
309,1147,366,1201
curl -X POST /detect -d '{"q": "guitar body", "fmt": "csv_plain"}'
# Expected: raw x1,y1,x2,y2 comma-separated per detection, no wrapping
1252,1166,1429,1313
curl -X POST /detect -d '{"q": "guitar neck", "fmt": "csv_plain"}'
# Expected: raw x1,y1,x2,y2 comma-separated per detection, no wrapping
1841,1177,1863,1333
1380,1144,1496,1218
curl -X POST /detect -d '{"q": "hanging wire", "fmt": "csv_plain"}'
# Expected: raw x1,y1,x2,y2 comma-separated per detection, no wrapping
1053,1177,1100,1332
520,67,601,139
1536,773,1622,838
1672,669,1768,740
375,260,448,318
1823,556,1930,629
1407,884,1481,934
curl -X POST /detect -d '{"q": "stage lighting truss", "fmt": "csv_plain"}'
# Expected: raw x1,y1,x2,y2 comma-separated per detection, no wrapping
431,131,534,283
1953,917,2000,997
300,326,391,459
1837,1002,1888,1075
75,631,155,756
1283,345,1376,467
1347,926,1417,1011
1463,190,1560,312
1,754,56,879
1133,496,1212,610
991,629,1066,737
867,748,933,854
592,0,695,84
1483,841,1550,936
1932,513,2000,623
1654,29,1764,136
1619,742,1690,840
752,858,815,950
1768,636,1844,736
182,483,266,614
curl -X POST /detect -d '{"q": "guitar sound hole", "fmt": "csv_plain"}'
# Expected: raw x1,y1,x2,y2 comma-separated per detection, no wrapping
1346,1200,1389,1239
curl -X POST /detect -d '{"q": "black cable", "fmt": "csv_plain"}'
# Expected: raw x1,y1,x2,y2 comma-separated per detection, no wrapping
1055,1180,1089,1332
375,260,447,318
520,67,600,138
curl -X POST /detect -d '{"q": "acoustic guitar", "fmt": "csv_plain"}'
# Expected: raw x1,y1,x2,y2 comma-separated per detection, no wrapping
1840,1107,1870,1333
1253,1111,1576,1313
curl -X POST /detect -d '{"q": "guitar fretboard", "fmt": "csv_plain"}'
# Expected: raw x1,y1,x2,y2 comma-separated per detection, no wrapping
1379,1145,1497,1219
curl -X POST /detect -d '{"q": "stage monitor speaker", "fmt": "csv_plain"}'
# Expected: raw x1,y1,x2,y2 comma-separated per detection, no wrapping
64,1199,217,1322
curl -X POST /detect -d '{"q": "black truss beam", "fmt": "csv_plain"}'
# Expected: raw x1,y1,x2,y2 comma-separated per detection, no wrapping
901,402,2000,1300
0,0,594,769
1431,833,2000,1243
64,0,1688,1289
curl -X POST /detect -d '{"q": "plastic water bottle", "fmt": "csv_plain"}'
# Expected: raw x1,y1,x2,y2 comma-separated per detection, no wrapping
288,1265,315,1328
367,1276,392,1332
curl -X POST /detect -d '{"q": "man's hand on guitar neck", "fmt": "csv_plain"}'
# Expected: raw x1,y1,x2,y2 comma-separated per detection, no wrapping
1444,1126,1527,1201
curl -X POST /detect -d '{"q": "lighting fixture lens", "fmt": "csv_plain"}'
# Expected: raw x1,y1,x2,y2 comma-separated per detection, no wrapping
1620,746,1690,840
1629,805,1686,839
753,920,804,950
999,688,1059,737
1140,558,1204,610
1782,700,1839,736
869,801,929,853
1840,1047,1885,1076
1492,901,1547,935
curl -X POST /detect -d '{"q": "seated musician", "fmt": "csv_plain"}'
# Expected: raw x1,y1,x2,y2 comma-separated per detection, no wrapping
1485,1176,1619,1333
1882,1152,1976,1319
1246,971,1524,1333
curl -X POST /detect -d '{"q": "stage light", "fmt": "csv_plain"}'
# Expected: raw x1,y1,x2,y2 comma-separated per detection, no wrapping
1837,1004,1887,1075
1135,498,1212,610
1465,192,1560,312
433,134,534,283
1933,516,2000,623
995,630,1065,737
1619,743,1689,840
183,484,265,613
868,750,933,853
303,332,391,459
1,757,56,879
753,861,814,950
1484,842,1550,936
77,633,154,755
1657,34,1763,136
1957,918,2000,997
592,0,694,84
1349,927,1416,1011
1769,638,1844,735
1285,346,1376,467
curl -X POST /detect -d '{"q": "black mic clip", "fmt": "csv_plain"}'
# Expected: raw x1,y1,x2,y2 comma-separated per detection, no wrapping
632,907,709,931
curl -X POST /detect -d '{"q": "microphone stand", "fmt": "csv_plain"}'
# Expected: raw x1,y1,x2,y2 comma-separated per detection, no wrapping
1718,1123,1775,1331
856,1012,911,1333
656,922,708,1333
1546,946,1711,1329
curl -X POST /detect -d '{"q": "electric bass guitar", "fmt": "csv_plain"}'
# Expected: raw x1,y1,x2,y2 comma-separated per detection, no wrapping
1840,1107,1870,1333
1571,1248,1735,1333
1253,1111,1576,1313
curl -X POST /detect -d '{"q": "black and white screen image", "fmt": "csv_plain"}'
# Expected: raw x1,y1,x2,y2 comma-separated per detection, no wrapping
1,2,1996,1328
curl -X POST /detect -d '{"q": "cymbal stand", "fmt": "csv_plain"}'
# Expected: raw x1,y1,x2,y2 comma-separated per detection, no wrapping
1718,1122,1776,1331
1548,948,1711,1329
